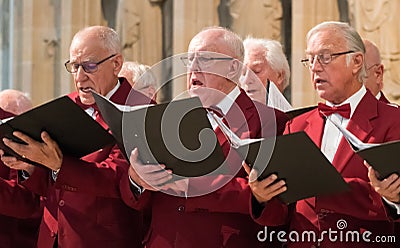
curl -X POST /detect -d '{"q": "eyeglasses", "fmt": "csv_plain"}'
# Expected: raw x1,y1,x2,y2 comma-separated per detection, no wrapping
366,63,380,71
301,50,354,68
180,55,233,68
64,54,117,73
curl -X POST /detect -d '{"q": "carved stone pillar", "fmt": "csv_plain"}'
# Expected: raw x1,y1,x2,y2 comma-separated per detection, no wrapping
291,0,339,107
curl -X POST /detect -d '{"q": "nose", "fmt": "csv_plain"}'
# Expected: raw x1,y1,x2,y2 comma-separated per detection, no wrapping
310,55,323,72
74,65,88,81
188,57,201,72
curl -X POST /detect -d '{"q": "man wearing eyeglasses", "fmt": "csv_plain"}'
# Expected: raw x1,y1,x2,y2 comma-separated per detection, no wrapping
0,26,152,248
363,39,390,104
249,21,400,248
120,26,288,248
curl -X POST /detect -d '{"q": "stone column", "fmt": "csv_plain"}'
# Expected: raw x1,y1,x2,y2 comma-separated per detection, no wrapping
291,0,339,107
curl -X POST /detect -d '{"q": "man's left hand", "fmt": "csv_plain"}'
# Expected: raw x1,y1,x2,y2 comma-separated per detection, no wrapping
2,131,63,171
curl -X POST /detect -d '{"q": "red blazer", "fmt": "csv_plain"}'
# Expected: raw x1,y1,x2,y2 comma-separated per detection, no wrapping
379,91,390,104
0,109,42,248
120,89,288,248
254,90,400,248
0,166,42,248
23,79,152,248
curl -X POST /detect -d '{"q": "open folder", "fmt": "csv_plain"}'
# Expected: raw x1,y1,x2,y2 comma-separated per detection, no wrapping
208,112,349,204
92,91,225,177
284,105,317,120
326,117,400,179
0,96,115,165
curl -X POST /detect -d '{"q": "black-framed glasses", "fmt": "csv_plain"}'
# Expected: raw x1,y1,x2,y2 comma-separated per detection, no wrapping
301,50,354,68
64,54,117,73
180,55,234,68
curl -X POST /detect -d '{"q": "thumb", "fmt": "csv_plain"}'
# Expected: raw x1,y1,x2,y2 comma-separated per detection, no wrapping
242,161,251,175
249,169,259,183
129,148,139,165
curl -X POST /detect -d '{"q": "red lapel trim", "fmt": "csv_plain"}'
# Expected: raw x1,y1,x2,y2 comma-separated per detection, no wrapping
332,91,376,173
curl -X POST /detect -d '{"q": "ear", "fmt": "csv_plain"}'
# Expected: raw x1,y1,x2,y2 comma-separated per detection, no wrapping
226,59,241,81
113,54,123,75
352,53,364,75
375,64,384,88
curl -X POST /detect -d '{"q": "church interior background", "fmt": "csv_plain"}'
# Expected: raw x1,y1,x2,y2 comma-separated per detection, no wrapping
1,0,399,107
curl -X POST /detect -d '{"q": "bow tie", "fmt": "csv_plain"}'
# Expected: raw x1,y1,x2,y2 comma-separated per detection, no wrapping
318,102,351,119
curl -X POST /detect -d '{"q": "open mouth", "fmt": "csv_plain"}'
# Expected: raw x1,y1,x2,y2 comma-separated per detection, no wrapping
315,78,327,85
191,79,203,87
80,87,93,93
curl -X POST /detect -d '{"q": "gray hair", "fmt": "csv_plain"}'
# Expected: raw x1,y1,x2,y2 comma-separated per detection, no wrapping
74,26,121,54
122,61,157,88
243,37,291,89
306,21,366,83
198,26,244,62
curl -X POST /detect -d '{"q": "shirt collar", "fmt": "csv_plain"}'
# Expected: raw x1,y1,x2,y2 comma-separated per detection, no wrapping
215,86,241,116
325,85,366,119
104,80,121,100
375,91,381,100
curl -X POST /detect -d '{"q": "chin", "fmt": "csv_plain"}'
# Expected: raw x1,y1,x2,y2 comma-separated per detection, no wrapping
79,94,95,105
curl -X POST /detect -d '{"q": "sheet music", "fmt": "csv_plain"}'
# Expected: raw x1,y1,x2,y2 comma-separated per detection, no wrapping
207,111,264,148
267,82,292,112
326,117,380,151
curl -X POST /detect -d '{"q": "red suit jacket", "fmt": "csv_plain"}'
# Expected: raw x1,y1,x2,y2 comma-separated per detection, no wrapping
254,90,400,248
22,79,152,248
120,89,288,248
0,108,42,248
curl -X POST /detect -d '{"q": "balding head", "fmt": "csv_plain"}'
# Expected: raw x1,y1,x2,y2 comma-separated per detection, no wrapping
0,89,33,115
363,39,384,97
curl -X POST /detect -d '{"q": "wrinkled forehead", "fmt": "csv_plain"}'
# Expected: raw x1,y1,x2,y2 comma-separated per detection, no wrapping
306,29,347,54
188,36,219,53
69,34,106,61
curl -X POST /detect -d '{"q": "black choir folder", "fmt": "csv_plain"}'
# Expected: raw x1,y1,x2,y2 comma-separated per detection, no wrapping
0,96,115,165
207,112,349,204
326,117,400,180
284,105,317,119
91,91,225,177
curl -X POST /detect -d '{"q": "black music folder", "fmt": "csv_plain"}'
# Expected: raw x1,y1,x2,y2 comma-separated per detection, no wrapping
285,105,317,119
235,132,349,204
0,96,115,165
325,116,400,179
92,91,225,177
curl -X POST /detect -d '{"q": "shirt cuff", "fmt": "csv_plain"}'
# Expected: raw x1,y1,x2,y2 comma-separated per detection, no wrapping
129,175,145,195
52,169,60,181
383,197,400,215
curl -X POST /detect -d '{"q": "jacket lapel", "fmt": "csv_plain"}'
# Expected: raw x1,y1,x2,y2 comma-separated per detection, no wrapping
225,90,255,138
304,110,325,148
332,92,376,173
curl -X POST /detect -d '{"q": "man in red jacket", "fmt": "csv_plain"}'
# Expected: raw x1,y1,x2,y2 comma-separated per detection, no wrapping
249,21,400,248
120,26,288,248
0,26,151,248
0,90,42,248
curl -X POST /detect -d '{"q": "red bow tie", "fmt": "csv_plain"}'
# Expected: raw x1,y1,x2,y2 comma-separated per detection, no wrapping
318,102,351,119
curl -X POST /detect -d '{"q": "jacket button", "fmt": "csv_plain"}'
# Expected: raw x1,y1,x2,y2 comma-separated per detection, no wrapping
177,205,185,212
59,200,65,207
50,231,56,238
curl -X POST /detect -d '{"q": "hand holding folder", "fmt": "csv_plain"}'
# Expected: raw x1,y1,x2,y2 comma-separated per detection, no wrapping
0,96,115,165
209,111,349,204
